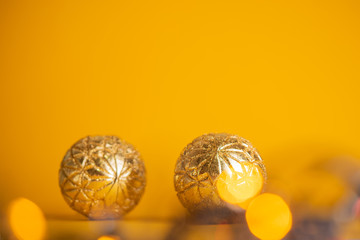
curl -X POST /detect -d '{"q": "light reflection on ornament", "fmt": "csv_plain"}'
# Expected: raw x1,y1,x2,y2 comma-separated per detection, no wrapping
216,162,263,208
174,133,266,214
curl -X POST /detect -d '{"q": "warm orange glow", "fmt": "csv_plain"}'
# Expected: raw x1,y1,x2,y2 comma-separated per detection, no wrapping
217,163,263,207
8,198,46,240
0,0,359,220
246,193,292,240
97,235,121,240
214,224,233,240
293,170,346,209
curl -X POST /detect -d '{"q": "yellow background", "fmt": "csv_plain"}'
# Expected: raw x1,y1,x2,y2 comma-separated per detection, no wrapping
0,0,359,219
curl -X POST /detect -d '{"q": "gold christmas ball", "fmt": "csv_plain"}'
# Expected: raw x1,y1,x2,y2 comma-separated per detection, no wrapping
174,133,266,214
59,136,146,219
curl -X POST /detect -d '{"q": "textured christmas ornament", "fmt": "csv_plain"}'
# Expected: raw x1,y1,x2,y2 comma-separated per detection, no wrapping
174,133,266,215
59,136,146,219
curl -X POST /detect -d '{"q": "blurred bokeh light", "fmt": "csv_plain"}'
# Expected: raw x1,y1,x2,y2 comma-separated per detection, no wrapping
246,193,292,240
8,198,46,240
0,0,360,220
217,163,263,208
0,0,359,239
97,235,121,240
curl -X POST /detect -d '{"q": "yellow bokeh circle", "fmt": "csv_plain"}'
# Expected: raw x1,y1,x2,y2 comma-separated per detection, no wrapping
246,193,292,240
217,162,263,207
8,198,46,240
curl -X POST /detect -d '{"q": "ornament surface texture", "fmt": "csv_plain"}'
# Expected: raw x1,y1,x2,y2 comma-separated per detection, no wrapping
59,136,146,219
174,133,266,214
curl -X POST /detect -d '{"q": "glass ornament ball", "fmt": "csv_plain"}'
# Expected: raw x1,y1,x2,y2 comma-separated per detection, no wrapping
59,136,146,219
174,133,266,214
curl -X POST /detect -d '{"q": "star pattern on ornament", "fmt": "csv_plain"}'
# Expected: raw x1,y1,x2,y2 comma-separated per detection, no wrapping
59,136,146,218
175,159,214,198
174,134,266,211
217,141,265,175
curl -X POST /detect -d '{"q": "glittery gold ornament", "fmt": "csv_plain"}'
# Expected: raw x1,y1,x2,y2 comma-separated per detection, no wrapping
59,136,146,219
174,133,266,214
